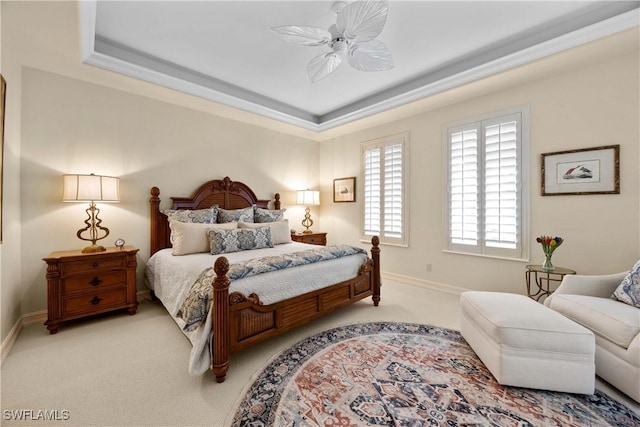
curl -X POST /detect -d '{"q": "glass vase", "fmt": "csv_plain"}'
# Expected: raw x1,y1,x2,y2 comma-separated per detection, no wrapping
542,253,554,271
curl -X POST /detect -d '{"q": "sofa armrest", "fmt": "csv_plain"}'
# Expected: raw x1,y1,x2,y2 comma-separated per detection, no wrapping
544,272,627,307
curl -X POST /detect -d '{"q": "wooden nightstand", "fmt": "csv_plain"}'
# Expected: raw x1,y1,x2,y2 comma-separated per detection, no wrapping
43,246,139,334
291,232,327,246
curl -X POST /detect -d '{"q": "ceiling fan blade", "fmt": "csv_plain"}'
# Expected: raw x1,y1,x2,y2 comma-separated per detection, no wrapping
348,39,393,71
336,0,388,43
271,26,331,46
307,52,343,83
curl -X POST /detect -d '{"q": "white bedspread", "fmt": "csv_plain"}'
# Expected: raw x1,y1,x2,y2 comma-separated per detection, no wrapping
145,242,368,374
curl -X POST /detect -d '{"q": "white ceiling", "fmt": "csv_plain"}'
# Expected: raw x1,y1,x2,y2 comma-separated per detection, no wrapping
81,1,639,132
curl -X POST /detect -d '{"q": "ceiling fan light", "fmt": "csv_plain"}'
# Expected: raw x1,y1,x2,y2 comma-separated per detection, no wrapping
331,39,348,56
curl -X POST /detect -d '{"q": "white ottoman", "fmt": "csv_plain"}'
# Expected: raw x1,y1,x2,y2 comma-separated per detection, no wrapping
460,291,595,394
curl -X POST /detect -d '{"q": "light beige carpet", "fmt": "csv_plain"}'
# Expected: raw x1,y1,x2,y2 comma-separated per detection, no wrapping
1,280,636,426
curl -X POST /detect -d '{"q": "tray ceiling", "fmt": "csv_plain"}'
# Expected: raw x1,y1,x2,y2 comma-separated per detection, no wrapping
80,1,639,132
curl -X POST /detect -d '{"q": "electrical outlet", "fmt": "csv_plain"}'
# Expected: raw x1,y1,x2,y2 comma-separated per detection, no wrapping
426,263,432,272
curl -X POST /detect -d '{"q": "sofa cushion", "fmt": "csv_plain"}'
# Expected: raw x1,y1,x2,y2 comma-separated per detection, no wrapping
549,294,640,349
612,259,640,308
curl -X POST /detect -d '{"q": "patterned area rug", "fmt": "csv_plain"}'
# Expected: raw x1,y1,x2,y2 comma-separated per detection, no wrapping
231,322,639,426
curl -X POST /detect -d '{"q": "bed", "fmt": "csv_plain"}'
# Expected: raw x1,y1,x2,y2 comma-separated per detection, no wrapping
147,176,381,382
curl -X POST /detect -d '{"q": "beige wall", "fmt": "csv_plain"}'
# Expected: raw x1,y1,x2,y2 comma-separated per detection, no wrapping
319,30,640,294
1,2,25,342
19,68,319,314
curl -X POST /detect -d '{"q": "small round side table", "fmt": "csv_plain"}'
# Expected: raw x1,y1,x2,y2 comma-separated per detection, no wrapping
525,264,576,302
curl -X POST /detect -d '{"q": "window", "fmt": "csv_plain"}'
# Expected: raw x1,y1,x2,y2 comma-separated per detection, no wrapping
362,133,408,246
445,107,529,259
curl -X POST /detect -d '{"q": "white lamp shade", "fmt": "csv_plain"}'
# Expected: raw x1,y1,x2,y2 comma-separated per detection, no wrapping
297,190,320,206
63,174,120,202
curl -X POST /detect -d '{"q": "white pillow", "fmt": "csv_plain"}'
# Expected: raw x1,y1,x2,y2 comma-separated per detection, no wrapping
239,220,291,245
170,221,237,256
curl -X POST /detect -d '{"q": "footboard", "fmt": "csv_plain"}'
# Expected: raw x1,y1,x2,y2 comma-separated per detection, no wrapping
211,236,381,383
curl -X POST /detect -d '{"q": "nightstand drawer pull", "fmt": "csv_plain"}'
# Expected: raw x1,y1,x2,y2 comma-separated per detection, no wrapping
92,262,99,268
89,277,102,286
90,296,102,305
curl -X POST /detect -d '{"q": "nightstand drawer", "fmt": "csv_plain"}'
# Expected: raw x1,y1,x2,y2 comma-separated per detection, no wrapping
291,232,327,246
63,288,127,316
303,235,325,245
62,257,126,275
63,271,126,293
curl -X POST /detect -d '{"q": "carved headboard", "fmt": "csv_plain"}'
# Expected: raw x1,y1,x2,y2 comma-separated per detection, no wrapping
149,176,281,256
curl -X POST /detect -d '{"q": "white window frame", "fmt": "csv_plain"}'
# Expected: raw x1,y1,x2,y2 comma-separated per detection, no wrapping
443,106,530,261
361,133,409,247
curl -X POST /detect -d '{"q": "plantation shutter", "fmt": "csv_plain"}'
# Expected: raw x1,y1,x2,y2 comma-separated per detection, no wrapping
446,109,526,259
449,125,480,250
362,134,407,245
383,143,403,239
483,114,520,251
363,147,381,237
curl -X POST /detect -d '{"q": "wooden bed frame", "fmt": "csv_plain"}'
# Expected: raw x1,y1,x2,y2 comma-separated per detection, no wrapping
149,176,381,382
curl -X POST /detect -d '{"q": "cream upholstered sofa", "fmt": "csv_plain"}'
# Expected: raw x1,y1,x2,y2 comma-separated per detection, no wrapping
544,272,640,402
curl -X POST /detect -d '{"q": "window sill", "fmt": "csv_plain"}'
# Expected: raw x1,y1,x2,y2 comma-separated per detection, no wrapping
442,249,530,263
360,239,408,248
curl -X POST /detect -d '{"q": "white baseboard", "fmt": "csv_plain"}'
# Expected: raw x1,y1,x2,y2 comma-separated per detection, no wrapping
1,291,151,365
382,271,468,296
1,310,47,366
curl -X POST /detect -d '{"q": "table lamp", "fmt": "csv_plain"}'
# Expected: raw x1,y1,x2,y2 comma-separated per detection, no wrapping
63,173,120,253
296,189,320,234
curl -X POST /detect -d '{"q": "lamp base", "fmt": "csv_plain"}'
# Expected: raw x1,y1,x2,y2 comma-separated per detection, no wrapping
82,244,107,254
302,230,314,234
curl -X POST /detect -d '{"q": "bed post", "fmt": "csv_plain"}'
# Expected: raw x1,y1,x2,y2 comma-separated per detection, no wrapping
371,236,381,306
149,187,162,256
274,193,281,210
212,257,230,383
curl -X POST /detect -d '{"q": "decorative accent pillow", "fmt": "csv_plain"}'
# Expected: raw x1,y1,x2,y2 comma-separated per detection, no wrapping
217,206,255,223
239,220,291,245
208,227,273,255
254,207,287,223
164,206,218,224
170,221,237,256
612,260,640,308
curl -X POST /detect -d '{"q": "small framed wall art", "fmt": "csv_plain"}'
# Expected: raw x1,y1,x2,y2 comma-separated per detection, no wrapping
333,177,356,203
541,145,620,196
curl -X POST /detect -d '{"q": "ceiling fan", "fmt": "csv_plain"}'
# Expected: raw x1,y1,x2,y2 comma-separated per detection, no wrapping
271,0,393,83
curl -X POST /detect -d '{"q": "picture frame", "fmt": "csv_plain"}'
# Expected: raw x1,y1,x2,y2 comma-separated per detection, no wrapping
0,74,5,244
333,177,356,203
541,145,620,196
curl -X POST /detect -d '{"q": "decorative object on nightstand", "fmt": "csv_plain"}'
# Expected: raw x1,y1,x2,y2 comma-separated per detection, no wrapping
296,189,320,234
114,238,125,249
63,173,120,253
43,246,139,334
291,231,327,246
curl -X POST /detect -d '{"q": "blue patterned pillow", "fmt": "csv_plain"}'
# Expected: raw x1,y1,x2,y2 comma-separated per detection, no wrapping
208,227,273,255
217,206,254,223
254,207,286,223
612,260,640,308
164,206,218,224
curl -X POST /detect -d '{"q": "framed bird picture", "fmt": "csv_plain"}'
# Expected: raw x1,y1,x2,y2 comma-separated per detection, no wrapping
541,145,620,196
